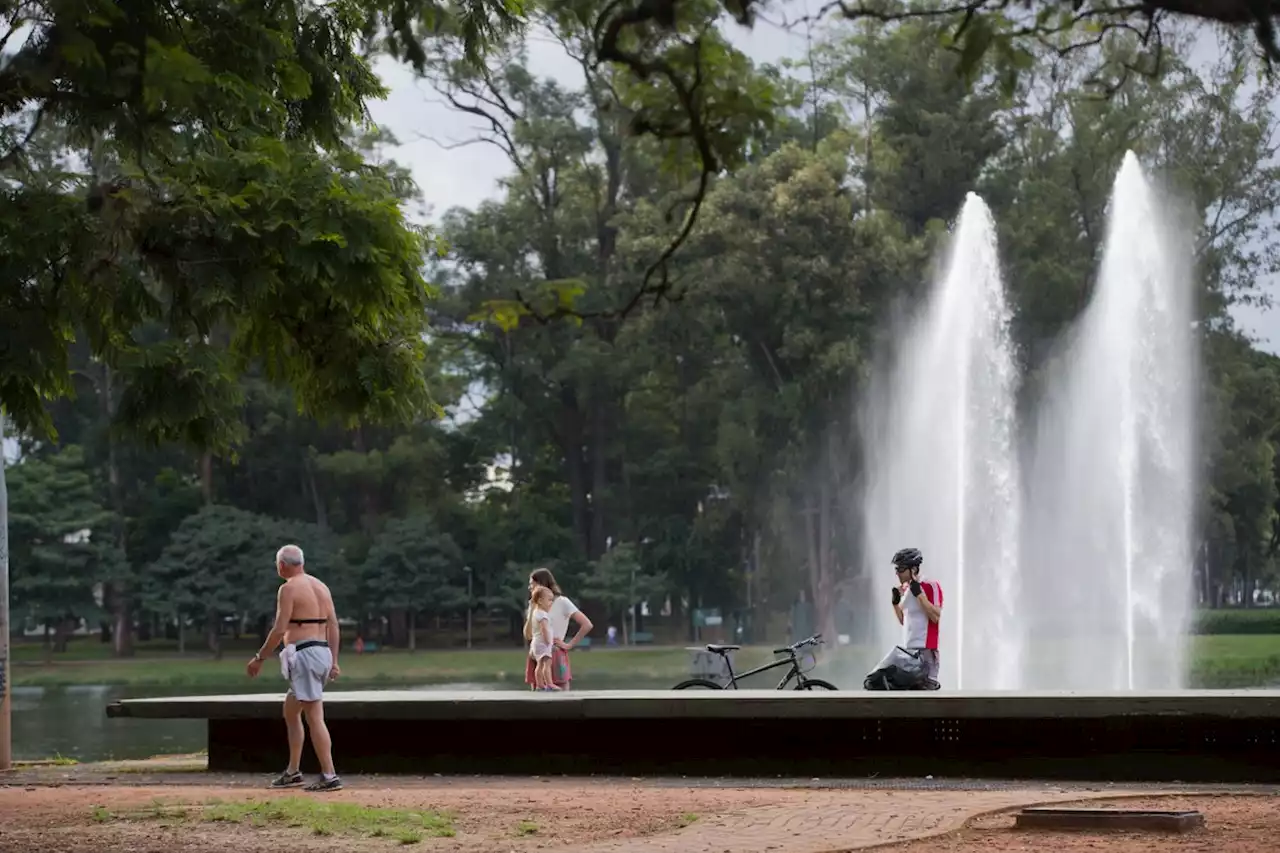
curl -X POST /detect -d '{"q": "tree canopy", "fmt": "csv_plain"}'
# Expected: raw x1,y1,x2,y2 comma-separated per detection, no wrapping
0,0,521,445
4,0,1280,661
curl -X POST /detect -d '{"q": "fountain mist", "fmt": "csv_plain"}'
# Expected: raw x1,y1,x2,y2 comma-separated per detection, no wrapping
861,193,1022,689
1022,152,1197,690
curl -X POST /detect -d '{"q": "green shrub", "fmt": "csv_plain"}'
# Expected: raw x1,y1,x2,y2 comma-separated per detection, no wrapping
1192,608,1280,635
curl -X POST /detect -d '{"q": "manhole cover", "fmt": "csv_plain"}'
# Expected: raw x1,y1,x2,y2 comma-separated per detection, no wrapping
1015,808,1205,833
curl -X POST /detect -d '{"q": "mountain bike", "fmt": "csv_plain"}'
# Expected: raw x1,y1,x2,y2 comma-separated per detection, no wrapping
672,634,837,690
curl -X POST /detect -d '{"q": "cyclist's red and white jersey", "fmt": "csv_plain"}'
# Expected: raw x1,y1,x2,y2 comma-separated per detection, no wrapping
903,579,943,650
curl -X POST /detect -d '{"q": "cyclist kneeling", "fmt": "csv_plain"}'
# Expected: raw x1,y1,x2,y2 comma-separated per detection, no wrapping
890,547,943,690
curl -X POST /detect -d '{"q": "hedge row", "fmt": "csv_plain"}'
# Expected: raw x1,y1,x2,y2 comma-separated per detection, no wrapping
1191,608,1280,635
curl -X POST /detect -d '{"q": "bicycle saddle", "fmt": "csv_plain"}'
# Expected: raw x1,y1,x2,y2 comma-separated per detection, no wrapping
705,644,741,654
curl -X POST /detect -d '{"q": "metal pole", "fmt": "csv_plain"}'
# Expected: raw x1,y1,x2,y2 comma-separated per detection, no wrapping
0,412,12,770
464,567,472,649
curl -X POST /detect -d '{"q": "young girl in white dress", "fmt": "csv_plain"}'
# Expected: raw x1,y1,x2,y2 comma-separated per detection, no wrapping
527,585,560,691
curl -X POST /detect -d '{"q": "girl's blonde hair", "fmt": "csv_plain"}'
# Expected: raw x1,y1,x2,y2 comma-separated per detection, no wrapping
524,584,554,641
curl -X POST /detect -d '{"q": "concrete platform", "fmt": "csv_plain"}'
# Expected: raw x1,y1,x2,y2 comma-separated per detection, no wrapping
106,689,1280,782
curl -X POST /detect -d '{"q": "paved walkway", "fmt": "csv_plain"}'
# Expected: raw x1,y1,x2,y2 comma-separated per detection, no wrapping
580,787,1145,853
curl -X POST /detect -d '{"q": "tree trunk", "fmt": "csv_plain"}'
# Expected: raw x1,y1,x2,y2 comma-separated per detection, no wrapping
861,19,874,213
0,412,9,771
817,435,839,641
619,424,637,544
177,614,186,656
388,608,407,648
54,618,73,654
589,398,609,560
559,388,591,557
408,610,417,652
351,427,379,535
112,606,133,657
804,497,821,615
303,455,329,532
102,364,134,658
206,613,222,660
200,452,213,504
1242,553,1255,607
1200,541,1212,607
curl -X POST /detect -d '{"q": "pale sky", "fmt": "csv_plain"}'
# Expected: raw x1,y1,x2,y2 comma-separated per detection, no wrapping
363,14,1280,353
365,11,813,215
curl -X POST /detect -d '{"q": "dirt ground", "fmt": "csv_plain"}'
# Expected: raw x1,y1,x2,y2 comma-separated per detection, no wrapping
0,780,816,853
0,782,1275,853
890,795,1279,853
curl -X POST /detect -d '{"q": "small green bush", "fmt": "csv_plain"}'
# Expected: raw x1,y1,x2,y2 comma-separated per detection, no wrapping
1192,608,1280,636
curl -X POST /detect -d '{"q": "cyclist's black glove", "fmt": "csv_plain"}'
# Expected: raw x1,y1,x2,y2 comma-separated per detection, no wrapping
891,587,902,606
909,579,923,598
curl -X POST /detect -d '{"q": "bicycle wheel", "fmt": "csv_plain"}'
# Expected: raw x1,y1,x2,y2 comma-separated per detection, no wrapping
672,679,725,690
795,679,837,690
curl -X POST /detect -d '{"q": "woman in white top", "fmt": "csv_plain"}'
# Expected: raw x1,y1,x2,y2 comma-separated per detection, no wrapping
523,567,594,690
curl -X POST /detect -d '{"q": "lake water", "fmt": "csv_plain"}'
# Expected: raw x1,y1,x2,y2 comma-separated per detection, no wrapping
11,679,668,762
12,685,211,762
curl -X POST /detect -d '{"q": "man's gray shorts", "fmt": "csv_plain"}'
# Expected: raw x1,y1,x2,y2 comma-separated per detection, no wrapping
284,642,332,702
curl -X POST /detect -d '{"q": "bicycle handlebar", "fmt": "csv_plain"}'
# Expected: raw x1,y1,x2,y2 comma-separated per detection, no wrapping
772,633,823,655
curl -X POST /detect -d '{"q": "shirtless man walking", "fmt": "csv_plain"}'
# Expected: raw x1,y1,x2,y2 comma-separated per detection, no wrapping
246,544,343,791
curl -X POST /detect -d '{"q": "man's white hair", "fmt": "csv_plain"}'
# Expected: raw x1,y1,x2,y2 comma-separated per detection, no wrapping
276,544,305,567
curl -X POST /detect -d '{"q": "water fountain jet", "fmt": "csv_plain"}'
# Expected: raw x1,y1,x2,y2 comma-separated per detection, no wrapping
861,192,1022,690
1022,151,1197,690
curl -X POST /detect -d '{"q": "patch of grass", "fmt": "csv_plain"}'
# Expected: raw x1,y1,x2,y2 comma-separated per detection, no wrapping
1188,634,1280,687
515,819,539,836
98,798,458,842
13,644,778,689
87,801,188,826
16,752,79,768
677,813,699,827
199,798,455,840
147,801,190,823
90,798,454,842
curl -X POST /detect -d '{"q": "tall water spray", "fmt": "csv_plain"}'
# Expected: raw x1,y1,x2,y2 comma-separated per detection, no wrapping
1021,152,1197,690
862,193,1022,690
